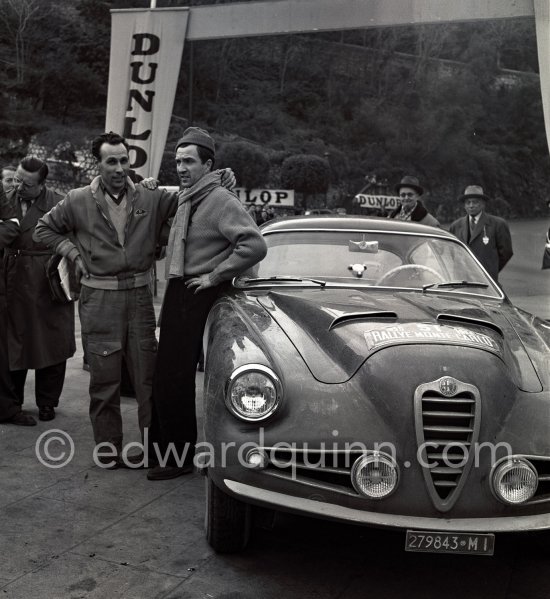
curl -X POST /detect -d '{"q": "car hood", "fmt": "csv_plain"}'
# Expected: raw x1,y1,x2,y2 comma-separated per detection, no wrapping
255,288,542,390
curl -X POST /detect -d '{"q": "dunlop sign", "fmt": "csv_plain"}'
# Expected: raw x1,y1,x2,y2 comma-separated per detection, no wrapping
234,188,295,206
354,194,400,210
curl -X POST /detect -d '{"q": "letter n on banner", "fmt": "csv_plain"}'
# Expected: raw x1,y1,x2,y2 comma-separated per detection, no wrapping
535,0,550,157
105,8,189,179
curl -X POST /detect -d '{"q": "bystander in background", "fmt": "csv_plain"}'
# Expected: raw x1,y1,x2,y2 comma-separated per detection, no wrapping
3,157,75,421
449,185,513,283
389,175,439,226
0,179,36,426
1,165,16,194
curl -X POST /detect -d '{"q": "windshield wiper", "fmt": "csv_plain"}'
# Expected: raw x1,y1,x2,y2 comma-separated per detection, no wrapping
240,276,326,286
422,281,489,292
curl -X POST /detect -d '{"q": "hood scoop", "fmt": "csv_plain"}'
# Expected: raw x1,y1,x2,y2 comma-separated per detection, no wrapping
329,311,398,331
437,313,504,338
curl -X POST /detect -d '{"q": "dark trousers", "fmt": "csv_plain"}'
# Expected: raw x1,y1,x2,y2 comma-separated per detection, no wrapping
11,361,66,408
0,302,22,421
152,279,221,467
79,285,157,452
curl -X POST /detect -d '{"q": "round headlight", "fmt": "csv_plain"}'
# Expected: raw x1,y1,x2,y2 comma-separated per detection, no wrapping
351,453,399,499
492,458,538,505
226,364,282,421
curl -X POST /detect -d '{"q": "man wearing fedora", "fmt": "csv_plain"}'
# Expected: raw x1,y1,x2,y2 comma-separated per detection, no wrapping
450,185,513,283
389,175,439,226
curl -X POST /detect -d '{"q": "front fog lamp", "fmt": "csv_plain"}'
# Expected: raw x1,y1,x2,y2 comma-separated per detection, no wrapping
351,453,399,499
245,448,268,469
226,364,282,421
492,458,538,505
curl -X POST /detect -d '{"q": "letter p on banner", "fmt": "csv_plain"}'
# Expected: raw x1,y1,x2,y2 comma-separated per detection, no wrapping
106,8,190,179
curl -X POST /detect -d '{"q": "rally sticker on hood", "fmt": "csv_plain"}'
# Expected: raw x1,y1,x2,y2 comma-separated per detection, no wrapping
364,323,502,353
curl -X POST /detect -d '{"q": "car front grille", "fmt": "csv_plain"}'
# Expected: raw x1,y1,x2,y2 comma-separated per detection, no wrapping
414,377,481,512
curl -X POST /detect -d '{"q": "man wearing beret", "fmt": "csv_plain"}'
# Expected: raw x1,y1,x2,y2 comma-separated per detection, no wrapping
147,127,267,481
389,175,439,226
34,130,236,468
449,185,513,283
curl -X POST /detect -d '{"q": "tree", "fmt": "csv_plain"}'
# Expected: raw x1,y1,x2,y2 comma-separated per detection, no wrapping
280,155,330,208
217,141,270,189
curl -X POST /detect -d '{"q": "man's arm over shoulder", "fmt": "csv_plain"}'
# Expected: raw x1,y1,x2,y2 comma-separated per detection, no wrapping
152,187,179,221
33,192,80,262
208,195,267,286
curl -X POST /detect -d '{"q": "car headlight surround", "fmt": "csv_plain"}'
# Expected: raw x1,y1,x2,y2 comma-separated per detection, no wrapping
225,364,282,422
491,458,538,505
351,452,399,499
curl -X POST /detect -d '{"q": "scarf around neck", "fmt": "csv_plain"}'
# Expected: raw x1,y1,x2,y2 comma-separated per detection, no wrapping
165,170,222,279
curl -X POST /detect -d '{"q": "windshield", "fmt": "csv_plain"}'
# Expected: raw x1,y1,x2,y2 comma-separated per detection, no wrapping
237,229,501,297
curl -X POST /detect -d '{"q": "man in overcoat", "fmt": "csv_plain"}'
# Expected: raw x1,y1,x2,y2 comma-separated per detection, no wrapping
449,185,513,283
0,181,37,426
3,157,75,421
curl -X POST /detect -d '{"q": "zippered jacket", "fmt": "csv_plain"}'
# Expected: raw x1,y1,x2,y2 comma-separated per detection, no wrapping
34,176,177,277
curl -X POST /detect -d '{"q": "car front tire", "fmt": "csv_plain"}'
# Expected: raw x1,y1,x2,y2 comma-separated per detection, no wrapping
205,474,251,553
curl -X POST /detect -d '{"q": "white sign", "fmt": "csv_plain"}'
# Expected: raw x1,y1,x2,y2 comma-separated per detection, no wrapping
364,323,501,353
354,194,400,210
234,188,295,206
106,9,189,179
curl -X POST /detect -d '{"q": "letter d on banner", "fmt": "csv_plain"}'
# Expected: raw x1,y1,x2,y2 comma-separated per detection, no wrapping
106,8,189,179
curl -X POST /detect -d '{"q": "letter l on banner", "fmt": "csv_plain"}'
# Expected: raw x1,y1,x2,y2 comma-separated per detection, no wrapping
105,8,189,179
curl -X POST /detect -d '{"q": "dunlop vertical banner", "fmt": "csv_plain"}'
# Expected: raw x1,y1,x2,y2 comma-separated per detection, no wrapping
106,8,189,179
535,0,550,157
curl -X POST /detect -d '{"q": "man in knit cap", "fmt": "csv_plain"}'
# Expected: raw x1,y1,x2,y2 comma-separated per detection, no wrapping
147,127,267,481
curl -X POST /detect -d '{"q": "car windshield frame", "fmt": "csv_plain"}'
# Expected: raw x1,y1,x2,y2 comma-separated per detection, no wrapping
234,227,504,300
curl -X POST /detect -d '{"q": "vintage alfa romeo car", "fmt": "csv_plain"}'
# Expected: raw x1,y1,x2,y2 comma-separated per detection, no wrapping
201,216,550,555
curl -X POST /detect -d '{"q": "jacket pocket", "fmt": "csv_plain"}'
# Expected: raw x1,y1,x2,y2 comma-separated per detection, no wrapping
87,340,122,386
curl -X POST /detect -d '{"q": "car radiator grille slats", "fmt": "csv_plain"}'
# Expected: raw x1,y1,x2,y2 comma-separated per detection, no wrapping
414,378,481,513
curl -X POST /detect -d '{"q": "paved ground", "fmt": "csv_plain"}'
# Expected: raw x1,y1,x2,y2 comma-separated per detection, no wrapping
0,219,548,599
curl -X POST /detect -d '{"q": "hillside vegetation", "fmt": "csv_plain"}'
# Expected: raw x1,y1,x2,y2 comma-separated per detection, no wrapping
0,0,548,219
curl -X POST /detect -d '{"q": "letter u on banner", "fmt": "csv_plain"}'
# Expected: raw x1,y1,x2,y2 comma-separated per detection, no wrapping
106,8,190,179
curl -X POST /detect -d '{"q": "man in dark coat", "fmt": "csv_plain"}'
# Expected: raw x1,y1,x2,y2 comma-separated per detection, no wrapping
0,182,37,426
3,157,75,421
389,175,439,227
449,185,513,283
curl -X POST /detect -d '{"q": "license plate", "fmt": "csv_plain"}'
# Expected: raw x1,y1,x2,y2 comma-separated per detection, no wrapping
405,530,495,556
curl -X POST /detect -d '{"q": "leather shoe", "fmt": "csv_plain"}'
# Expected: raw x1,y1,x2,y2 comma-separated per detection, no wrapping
147,464,194,481
38,406,55,421
4,411,37,426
